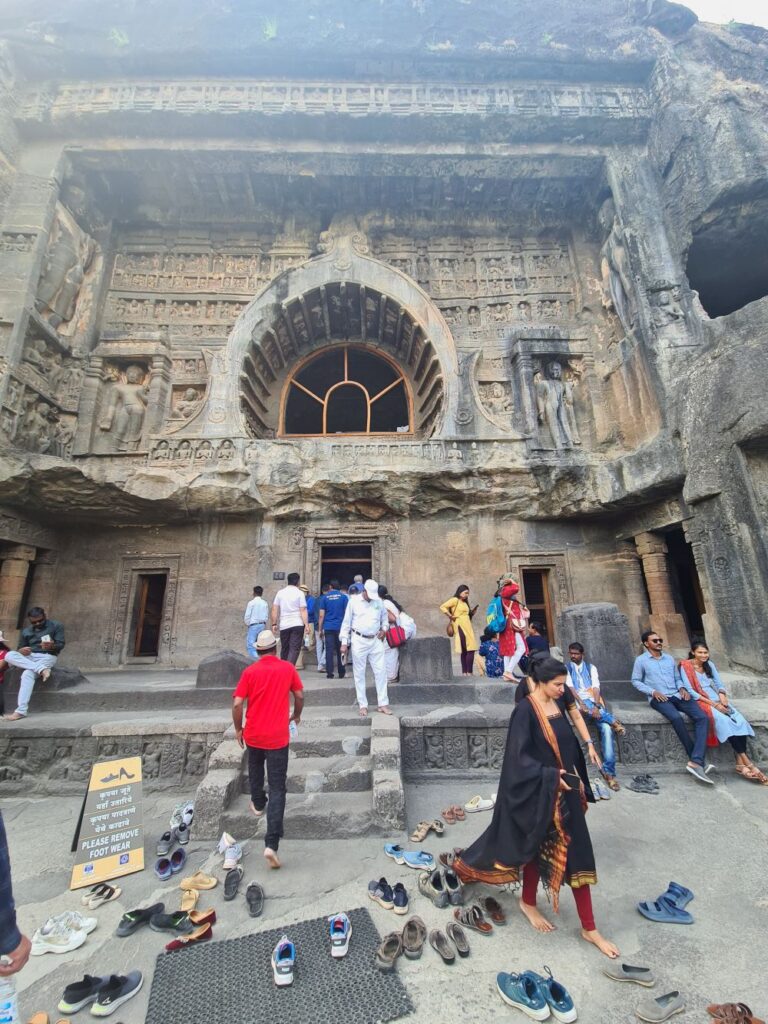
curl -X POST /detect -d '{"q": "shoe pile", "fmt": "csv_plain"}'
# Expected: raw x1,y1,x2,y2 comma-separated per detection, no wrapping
31,910,98,956
496,966,577,1022
637,881,694,925
627,774,660,795
57,971,143,1017
154,801,193,879
376,916,471,970
271,912,353,988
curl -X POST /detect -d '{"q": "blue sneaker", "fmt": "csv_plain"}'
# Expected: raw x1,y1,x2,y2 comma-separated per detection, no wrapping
384,843,405,864
525,968,577,1023
392,882,409,916
496,972,550,1021
272,935,295,987
368,877,394,909
402,850,435,871
328,912,352,958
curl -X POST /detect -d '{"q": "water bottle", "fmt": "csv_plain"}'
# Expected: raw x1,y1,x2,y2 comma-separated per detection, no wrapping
0,975,19,1024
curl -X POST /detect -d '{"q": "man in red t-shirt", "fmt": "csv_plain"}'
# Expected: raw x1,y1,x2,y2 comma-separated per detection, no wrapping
232,630,304,869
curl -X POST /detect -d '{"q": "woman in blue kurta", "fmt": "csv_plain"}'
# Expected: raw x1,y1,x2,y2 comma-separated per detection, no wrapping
678,643,766,784
479,628,504,678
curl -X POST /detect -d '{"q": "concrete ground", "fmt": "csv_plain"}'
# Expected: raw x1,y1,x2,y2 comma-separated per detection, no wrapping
5,769,768,1024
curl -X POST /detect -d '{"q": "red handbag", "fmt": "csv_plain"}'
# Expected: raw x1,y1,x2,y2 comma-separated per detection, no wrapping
385,624,407,648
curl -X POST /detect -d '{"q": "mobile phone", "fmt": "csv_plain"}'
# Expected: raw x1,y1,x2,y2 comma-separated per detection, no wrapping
41,634,52,643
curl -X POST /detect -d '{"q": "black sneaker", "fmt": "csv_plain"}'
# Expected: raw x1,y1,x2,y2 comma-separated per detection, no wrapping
149,910,194,934
91,972,143,1017
58,974,108,1013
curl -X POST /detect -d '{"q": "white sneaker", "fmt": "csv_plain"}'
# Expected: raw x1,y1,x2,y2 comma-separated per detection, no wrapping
170,800,195,830
272,935,295,986
217,831,236,854
328,913,352,958
223,842,243,870
31,920,87,955
49,910,98,935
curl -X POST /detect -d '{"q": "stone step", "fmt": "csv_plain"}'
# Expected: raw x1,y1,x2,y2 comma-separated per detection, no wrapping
239,753,373,794
221,790,388,839
290,724,371,758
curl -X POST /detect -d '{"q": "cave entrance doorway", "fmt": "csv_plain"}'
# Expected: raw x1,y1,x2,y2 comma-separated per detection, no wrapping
130,572,168,658
664,526,706,642
319,544,373,591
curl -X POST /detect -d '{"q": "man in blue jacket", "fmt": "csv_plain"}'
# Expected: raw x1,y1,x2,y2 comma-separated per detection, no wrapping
318,580,349,679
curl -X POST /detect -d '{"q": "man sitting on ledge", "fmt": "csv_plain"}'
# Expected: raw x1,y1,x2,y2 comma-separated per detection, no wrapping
3,606,65,721
631,629,712,785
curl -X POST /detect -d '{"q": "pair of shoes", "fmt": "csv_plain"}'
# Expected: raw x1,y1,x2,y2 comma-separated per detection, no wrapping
429,922,471,963
707,1002,765,1023
58,972,143,1017
453,904,494,934
628,774,659,794
169,801,194,831
383,845,435,871
410,819,445,842
154,847,186,880
375,914,430,970
464,794,495,812
497,967,576,1022
636,884,694,924
156,822,191,856
115,902,165,937
636,990,686,1021
368,877,408,914
441,804,466,823
418,867,463,908
686,761,715,785
216,832,243,870
31,917,90,956
46,910,97,936
592,777,612,800
80,883,121,909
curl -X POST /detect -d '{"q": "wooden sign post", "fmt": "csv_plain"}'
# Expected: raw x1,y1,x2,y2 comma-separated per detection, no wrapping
70,756,144,890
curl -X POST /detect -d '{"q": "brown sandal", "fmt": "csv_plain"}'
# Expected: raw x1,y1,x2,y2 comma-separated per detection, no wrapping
452,804,466,821
707,1003,764,1023
442,807,457,824
736,764,767,784
410,820,432,842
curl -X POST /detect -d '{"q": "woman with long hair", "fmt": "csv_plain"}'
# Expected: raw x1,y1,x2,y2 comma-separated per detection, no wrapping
451,655,619,958
678,642,765,784
440,585,478,676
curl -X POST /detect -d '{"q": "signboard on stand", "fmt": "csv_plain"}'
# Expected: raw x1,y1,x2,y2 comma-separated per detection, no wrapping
70,756,144,890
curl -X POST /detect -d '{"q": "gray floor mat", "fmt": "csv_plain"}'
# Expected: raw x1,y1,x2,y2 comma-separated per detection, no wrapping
145,905,414,1024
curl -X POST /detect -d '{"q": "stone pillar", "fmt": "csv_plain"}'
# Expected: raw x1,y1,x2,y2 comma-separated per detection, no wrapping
634,531,689,649
145,350,173,436
0,543,35,638
72,354,104,455
615,542,651,643
27,549,58,615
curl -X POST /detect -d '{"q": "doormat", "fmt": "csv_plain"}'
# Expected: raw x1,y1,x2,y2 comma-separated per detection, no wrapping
145,905,414,1024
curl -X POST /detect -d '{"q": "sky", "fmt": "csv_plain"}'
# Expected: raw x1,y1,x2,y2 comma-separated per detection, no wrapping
684,0,768,28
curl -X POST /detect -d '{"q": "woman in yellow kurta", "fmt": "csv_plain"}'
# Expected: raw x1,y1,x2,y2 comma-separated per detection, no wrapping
440,585,479,675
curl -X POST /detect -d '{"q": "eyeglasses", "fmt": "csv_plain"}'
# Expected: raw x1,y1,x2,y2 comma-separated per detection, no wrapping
648,638,664,644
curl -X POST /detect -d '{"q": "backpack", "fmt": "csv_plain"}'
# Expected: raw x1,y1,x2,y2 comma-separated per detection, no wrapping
486,596,507,634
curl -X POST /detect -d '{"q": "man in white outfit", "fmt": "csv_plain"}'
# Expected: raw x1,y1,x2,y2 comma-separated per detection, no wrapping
340,579,390,717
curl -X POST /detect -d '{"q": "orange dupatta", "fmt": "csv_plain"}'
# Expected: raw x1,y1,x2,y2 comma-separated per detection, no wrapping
679,659,718,747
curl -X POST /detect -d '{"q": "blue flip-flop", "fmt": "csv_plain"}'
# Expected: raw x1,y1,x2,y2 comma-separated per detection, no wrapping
636,895,694,924
664,881,693,908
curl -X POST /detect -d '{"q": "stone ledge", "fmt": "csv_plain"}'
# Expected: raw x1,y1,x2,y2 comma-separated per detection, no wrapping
370,716,405,830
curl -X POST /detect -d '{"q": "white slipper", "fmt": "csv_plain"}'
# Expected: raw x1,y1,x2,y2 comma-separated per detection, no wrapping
464,795,495,812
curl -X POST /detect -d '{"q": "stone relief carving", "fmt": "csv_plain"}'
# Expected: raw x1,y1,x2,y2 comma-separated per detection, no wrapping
534,359,579,449
598,198,636,336
35,202,98,335
18,333,84,411
98,363,150,452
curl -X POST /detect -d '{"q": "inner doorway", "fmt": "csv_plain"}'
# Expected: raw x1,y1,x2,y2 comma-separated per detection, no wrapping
664,526,706,641
320,544,372,589
131,573,168,657
520,567,555,643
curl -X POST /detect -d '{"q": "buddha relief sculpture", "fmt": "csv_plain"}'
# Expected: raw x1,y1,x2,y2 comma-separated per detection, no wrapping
174,387,203,419
35,203,97,330
562,367,582,445
98,363,150,452
535,360,574,449
598,198,635,336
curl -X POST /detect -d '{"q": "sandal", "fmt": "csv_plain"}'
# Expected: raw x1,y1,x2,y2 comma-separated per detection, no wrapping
441,807,457,825
479,895,506,923
410,821,433,843
452,804,466,821
81,883,122,908
180,887,199,911
636,896,694,924
736,763,768,785
707,1004,764,1023
453,904,493,934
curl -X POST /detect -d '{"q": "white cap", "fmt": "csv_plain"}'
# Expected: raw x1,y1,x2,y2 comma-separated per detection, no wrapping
364,579,380,600
255,629,278,652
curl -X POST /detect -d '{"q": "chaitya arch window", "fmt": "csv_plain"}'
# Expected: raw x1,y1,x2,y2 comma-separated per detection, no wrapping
281,345,412,436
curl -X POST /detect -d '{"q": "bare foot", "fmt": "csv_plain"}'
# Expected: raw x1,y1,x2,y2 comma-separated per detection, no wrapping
518,897,555,933
264,847,281,869
249,800,264,818
359,707,369,717
581,928,619,958
378,706,393,715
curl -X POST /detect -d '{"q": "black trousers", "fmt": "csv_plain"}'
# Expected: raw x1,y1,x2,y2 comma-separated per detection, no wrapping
247,743,289,850
280,625,304,664
324,629,345,678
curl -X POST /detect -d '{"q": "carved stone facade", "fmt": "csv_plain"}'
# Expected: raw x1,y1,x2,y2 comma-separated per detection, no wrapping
0,0,767,672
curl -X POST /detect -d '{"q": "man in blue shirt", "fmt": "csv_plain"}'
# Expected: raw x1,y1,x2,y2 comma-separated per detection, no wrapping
318,579,349,679
631,630,712,784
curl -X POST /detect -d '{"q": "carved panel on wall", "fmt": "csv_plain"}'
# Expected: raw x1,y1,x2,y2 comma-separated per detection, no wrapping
97,362,150,452
104,554,181,664
533,358,583,450
35,202,101,343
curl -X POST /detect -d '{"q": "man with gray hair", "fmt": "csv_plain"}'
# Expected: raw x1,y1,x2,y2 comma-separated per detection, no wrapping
340,579,390,717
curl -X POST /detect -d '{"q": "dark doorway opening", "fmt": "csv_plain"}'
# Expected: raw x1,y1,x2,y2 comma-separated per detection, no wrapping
320,544,372,590
521,568,555,643
664,526,706,642
131,573,168,657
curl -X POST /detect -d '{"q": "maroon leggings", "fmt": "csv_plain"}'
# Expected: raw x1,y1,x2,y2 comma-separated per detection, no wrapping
458,626,475,674
522,862,596,931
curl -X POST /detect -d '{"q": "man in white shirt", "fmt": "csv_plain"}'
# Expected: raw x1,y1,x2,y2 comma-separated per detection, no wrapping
340,579,390,717
271,573,309,665
566,641,625,790
244,585,269,659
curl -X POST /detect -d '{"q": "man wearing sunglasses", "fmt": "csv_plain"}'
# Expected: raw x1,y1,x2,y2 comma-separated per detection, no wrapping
631,630,712,784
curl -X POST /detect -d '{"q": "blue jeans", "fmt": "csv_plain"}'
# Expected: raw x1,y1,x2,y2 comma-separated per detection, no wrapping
649,694,708,767
246,622,266,659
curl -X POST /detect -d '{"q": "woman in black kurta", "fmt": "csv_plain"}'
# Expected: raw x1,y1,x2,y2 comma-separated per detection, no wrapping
453,656,619,958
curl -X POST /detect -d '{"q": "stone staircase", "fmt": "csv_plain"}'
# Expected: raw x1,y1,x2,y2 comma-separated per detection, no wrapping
195,707,406,840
